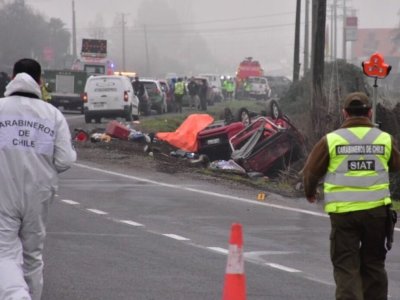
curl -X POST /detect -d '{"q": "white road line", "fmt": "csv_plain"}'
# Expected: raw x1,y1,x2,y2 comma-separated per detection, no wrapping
61,199,80,205
119,220,144,227
162,234,190,241
266,263,301,273
207,247,229,254
74,163,328,218
86,208,108,215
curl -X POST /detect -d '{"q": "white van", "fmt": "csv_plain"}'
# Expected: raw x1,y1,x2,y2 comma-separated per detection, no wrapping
83,75,139,123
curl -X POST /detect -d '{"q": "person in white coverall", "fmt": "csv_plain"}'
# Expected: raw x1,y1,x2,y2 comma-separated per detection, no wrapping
0,58,77,300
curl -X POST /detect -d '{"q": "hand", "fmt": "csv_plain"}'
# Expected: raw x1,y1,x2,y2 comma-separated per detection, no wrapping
307,195,317,203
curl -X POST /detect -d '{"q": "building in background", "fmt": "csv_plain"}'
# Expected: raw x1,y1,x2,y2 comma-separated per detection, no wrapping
352,28,400,73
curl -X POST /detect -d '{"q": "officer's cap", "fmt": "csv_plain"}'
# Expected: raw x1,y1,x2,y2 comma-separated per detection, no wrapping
344,92,371,109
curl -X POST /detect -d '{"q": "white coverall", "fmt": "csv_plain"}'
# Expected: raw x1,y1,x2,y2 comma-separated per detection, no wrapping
0,73,77,300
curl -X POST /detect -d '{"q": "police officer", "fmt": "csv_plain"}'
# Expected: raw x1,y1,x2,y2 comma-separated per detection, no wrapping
303,92,400,300
174,77,185,113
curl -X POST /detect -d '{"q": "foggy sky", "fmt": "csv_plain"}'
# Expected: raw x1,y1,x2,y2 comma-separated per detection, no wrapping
23,0,400,76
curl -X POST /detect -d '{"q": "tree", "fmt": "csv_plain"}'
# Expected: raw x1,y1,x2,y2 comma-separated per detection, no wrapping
88,13,106,39
132,0,216,76
0,0,70,70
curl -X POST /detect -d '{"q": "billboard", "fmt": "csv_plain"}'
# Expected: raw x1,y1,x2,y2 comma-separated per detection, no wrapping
345,16,358,42
81,39,107,57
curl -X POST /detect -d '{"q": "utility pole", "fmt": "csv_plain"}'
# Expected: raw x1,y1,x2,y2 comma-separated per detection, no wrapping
293,0,301,82
311,0,327,139
72,0,77,59
143,24,150,76
342,0,347,61
304,0,310,73
121,13,126,71
330,5,334,61
333,0,337,60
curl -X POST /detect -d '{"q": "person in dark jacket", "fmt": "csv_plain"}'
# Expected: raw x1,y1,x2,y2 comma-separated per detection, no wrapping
187,77,199,109
0,71,10,96
303,92,400,300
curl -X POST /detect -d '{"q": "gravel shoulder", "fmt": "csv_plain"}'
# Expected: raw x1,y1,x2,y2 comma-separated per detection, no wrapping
74,138,304,198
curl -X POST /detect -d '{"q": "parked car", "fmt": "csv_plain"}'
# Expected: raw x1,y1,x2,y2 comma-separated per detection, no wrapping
198,73,224,102
158,79,174,113
193,76,216,107
265,76,292,98
246,76,272,100
82,75,139,123
141,79,167,114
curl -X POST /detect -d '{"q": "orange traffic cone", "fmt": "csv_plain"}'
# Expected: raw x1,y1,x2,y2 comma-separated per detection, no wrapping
222,223,246,300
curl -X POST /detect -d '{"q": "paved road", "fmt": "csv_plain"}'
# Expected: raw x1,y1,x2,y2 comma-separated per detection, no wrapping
41,161,400,299
44,112,400,299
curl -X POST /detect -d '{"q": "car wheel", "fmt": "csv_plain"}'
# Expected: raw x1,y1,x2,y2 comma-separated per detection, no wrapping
133,114,139,121
84,114,91,124
236,107,251,126
265,99,282,120
125,105,133,121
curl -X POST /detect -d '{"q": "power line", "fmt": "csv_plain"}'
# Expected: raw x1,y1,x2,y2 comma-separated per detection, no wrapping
69,22,296,35
143,11,296,27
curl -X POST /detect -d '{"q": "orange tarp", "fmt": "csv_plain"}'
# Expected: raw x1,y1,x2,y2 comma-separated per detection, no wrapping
156,114,214,152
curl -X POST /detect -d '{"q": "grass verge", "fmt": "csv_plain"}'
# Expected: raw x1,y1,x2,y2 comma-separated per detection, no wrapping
139,99,267,133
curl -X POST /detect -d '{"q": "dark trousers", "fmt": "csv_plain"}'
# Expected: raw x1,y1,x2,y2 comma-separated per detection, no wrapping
329,205,388,300
175,95,183,113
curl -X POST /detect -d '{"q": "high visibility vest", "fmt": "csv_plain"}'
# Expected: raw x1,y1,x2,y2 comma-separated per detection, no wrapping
226,81,234,92
323,127,392,213
41,85,51,102
174,82,185,95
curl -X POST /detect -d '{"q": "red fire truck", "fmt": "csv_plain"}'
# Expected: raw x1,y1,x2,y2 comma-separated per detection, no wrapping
235,57,264,98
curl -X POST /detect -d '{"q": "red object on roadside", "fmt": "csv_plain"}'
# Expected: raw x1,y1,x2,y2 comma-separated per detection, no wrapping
362,52,392,79
105,120,131,140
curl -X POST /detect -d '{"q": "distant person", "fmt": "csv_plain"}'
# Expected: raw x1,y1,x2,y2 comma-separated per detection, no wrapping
40,78,52,102
132,76,145,98
174,77,185,113
0,71,10,96
226,78,235,100
187,77,199,109
198,79,208,111
0,58,76,300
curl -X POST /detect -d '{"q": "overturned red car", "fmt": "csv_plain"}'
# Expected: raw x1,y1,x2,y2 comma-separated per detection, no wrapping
197,101,304,176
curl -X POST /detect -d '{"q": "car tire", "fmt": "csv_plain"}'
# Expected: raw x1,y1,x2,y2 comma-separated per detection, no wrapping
125,105,133,121
265,99,282,120
133,114,139,121
236,107,251,126
84,114,91,124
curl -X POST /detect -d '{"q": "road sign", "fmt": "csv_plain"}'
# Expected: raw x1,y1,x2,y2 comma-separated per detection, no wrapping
362,53,391,79
345,16,358,42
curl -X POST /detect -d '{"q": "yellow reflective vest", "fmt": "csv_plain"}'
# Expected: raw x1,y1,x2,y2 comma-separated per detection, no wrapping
174,81,185,96
324,127,392,213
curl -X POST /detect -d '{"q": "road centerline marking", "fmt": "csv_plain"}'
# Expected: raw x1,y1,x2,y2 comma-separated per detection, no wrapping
266,263,301,273
86,208,108,215
162,234,190,241
119,220,144,227
61,199,80,205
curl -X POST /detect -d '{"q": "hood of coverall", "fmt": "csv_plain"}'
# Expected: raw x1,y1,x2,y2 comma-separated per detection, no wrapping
4,72,42,99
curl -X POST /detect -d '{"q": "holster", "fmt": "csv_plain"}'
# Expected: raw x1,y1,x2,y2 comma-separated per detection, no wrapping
386,205,398,251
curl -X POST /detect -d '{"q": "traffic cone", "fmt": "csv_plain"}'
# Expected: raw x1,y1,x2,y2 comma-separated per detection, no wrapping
222,223,246,300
